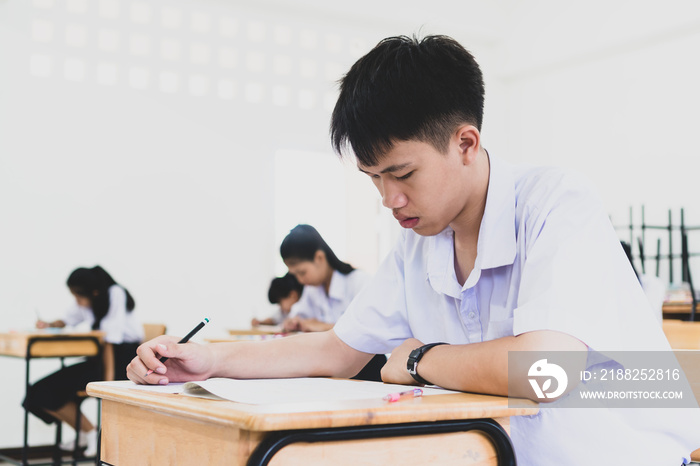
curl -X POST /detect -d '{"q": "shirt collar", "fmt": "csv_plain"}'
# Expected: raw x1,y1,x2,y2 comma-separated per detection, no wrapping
476,152,517,271
327,270,346,301
427,152,517,295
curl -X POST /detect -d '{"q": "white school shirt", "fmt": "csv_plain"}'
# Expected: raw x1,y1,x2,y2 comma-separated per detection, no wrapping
334,154,698,465
63,285,144,344
289,269,369,324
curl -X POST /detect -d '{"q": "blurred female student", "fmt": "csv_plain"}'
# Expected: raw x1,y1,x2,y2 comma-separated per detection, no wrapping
279,225,386,381
251,273,303,326
280,224,369,332
25,265,143,455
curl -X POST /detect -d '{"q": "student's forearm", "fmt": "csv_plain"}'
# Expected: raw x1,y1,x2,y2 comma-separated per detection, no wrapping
299,319,334,332
416,330,586,397
209,330,370,379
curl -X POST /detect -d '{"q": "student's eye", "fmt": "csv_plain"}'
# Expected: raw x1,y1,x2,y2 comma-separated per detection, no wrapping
396,171,414,180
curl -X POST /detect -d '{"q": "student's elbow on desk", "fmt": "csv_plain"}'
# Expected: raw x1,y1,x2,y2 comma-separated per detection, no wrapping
509,330,588,403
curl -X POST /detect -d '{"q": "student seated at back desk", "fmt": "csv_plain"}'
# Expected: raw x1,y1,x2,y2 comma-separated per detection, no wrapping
127,35,699,465
279,224,367,332
278,224,387,381
28,266,143,457
251,273,303,327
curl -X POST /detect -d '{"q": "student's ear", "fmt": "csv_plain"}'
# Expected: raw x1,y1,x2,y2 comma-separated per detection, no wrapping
314,250,326,265
455,125,481,166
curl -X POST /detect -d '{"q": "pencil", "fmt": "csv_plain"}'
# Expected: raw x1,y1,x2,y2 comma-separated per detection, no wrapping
145,318,210,377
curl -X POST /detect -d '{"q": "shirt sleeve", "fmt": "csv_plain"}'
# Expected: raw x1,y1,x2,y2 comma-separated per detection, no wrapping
62,303,87,327
100,285,129,344
512,171,663,351
347,269,371,298
288,286,314,320
333,232,413,354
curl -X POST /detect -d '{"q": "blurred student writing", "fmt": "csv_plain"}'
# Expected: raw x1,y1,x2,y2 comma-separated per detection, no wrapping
280,224,386,381
279,224,368,332
252,273,303,326
26,265,143,456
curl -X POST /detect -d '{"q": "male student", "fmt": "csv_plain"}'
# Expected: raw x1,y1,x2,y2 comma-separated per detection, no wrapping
128,35,697,465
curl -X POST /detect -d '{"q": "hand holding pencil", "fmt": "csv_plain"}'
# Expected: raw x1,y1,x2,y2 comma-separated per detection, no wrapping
127,318,212,385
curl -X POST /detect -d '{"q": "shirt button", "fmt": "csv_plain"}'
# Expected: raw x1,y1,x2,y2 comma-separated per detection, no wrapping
468,312,476,319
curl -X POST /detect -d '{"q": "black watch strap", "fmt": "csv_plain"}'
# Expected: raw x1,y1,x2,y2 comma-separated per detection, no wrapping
406,342,449,385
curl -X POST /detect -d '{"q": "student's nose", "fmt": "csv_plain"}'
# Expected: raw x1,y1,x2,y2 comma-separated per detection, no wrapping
381,180,408,209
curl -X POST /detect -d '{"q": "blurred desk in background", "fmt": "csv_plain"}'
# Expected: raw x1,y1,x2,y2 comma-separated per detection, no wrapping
0,330,104,465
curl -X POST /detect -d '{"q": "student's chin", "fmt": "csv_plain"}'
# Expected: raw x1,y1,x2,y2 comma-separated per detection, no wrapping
410,223,444,237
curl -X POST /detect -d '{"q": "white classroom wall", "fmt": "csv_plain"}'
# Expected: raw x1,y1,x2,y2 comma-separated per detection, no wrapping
1,0,699,448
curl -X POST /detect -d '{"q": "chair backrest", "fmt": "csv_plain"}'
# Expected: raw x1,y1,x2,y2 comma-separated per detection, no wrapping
143,323,167,342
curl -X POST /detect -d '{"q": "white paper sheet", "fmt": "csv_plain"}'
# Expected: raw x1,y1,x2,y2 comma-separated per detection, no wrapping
180,378,459,404
95,378,460,405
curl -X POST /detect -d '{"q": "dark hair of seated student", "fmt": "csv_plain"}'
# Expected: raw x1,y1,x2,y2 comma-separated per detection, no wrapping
67,265,136,330
280,224,354,274
268,273,304,304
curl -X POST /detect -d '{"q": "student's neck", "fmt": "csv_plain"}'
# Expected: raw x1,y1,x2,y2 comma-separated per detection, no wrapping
450,150,490,286
322,269,334,295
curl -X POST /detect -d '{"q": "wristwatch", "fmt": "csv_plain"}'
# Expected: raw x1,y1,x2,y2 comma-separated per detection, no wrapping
406,342,449,385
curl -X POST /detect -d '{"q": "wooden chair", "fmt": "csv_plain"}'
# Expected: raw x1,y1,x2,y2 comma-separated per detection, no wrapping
143,323,167,341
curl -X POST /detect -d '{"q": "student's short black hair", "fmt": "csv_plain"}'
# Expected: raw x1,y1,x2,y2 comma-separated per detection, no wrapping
331,34,485,166
267,273,304,304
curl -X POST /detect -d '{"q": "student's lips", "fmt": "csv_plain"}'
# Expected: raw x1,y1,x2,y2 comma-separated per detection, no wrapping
394,214,419,228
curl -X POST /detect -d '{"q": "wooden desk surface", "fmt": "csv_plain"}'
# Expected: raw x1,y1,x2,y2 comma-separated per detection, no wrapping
662,302,700,315
87,380,538,432
663,320,700,350
0,330,104,358
89,381,537,465
228,326,285,336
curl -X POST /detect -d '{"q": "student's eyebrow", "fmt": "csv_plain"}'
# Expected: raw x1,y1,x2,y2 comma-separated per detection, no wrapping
358,163,412,175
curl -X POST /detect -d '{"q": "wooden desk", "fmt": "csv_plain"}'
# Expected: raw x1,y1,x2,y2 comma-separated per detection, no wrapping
0,330,104,466
663,320,700,349
662,302,700,317
0,330,104,358
88,381,537,466
229,326,285,336
206,329,299,344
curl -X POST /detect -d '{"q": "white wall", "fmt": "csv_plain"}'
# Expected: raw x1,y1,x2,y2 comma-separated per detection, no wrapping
490,0,700,282
0,0,391,448
2,0,700,449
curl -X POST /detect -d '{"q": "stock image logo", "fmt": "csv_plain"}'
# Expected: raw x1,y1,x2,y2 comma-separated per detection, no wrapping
528,359,568,399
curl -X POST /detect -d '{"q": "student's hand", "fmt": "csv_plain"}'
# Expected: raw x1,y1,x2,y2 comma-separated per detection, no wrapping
282,317,301,332
36,319,49,329
126,335,215,385
36,319,64,329
251,318,261,327
298,319,333,333
381,338,425,386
